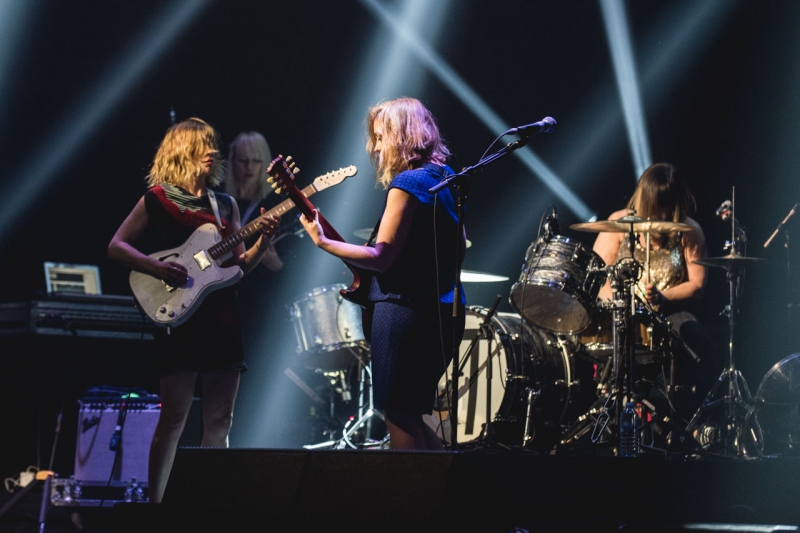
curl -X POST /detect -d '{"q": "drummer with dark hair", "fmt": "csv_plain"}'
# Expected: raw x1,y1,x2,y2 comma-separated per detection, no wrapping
591,162,717,421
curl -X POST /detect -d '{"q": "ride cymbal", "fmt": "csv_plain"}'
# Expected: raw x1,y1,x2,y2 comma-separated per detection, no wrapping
570,219,692,233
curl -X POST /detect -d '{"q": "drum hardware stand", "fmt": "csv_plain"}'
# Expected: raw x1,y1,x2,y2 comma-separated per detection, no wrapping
333,359,387,449
685,189,754,456
683,265,752,455
522,388,541,447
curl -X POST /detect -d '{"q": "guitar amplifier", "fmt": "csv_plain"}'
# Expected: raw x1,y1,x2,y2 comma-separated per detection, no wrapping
74,401,160,483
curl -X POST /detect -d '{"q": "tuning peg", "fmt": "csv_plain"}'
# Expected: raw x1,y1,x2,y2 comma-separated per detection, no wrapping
267,176,274,183
285,155,293,163
270,182,278,189
292,167,300,176
275,187,282,194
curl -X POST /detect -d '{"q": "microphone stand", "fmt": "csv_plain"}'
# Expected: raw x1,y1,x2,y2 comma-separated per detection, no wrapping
764,202,799,351
430,134,534,450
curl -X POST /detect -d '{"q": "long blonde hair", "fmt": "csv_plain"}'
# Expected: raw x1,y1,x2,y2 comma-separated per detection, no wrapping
147,118,224,189
223,131,272,201
366,97,450,188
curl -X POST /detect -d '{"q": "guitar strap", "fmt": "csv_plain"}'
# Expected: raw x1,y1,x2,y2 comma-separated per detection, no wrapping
240,201,259,226
367,217,381,246
206,190,225,230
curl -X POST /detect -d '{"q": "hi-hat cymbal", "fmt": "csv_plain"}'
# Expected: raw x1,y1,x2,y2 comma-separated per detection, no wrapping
694,253,765,270
570,219,692,233
353,228,472,247
461,270,509,282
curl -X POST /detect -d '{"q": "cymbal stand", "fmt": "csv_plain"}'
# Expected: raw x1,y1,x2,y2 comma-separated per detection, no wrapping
685,189,752,456
684,265,752,455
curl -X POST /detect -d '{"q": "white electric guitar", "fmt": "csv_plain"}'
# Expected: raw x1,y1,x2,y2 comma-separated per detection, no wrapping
129,165,357,327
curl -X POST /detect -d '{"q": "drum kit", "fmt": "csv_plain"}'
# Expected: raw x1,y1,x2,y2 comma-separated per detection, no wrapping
290,206,777,457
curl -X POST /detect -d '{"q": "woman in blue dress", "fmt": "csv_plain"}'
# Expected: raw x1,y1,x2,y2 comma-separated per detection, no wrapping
300,97,466,450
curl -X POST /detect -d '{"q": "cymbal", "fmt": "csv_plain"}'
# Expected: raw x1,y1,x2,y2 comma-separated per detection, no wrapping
694,253,765,270
353,228,373,240
570,218,692,233
353,228,472,248
461,270,509,282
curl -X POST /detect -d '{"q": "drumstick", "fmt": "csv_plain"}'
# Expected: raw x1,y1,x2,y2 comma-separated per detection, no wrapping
645,231,651,286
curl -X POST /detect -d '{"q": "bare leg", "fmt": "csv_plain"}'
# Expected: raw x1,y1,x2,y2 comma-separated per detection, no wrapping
198,370,241,447
385,410,435,450
148,370,197,504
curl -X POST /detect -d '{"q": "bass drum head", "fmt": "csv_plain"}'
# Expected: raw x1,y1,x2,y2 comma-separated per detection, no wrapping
426,307,596,450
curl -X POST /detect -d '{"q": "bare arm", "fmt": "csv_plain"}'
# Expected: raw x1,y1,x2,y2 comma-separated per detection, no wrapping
233,203,281,276
108,197,189,287
300,187,418,273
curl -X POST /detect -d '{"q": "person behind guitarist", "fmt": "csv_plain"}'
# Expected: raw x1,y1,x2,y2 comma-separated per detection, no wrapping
108,118,281,503
298,97,467,450
224,131,284,272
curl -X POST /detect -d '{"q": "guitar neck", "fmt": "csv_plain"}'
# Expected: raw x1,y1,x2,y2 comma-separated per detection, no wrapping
288,184,346,243
207,184,317,260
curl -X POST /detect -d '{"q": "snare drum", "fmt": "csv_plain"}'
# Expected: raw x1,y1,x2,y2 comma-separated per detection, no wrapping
288,284,367,370
427,306,596,449
510,236,606,335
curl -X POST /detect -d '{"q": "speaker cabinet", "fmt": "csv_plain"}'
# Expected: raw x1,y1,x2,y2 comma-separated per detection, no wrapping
74,402,159,482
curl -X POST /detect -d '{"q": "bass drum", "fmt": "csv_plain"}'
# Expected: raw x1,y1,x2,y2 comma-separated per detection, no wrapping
427,306,597,450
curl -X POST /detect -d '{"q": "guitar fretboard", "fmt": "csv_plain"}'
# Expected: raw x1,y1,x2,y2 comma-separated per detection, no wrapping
207,184,316,260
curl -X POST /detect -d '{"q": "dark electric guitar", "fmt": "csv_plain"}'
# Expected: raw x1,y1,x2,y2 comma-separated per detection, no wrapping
129,164,357,327
267,155,373,310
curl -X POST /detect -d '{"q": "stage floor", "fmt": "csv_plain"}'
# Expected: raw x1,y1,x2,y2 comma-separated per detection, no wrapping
4,447,793,533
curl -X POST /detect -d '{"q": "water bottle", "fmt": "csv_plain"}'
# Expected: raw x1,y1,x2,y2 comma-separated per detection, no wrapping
619,401,640,457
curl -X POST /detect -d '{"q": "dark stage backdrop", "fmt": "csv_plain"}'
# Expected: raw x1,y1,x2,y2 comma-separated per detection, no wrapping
1,0,799,467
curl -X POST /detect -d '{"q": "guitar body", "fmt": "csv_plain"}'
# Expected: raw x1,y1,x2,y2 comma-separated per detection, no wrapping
129,223,243,328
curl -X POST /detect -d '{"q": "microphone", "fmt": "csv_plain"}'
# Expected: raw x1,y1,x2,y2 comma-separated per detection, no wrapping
544,206,560,238
715,200,732,221
764,202,799,248
508,117,556,135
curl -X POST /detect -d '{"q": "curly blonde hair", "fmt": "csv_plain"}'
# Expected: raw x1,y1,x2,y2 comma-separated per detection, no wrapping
147,118,224,189
366,97,450,189
223,131,272,201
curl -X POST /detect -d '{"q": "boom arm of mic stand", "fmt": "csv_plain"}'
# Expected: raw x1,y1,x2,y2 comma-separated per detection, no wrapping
428,135,531,194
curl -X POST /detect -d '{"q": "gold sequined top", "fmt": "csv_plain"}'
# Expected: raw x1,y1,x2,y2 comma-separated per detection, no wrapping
614,235,686,311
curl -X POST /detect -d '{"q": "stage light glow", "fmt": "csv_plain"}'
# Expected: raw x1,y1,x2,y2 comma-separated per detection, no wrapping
320,0,449,227
557,1,733,186
242,0,452,449
360,0,596,222
0,1,36,132
0,0,211,244
600,0,651,180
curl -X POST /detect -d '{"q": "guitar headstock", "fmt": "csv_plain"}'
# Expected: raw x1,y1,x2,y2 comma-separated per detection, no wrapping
312,165,358,191
266,155,300,196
